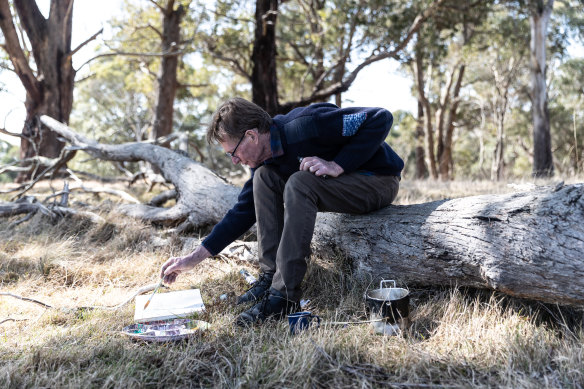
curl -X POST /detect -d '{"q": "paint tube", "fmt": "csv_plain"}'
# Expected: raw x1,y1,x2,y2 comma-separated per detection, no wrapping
239,269,257,284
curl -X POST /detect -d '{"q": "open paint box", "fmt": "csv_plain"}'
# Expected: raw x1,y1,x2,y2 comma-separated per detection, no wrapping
122,289,209,342
122,318,210,342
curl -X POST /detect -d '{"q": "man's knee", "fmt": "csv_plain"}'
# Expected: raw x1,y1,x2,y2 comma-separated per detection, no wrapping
253,166,281,192
284,171,316,201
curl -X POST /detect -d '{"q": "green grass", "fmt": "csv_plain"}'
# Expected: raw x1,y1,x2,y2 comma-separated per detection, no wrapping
1,178,583,388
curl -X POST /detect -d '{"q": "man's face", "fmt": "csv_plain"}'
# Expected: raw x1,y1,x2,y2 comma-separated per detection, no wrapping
221,129,264,168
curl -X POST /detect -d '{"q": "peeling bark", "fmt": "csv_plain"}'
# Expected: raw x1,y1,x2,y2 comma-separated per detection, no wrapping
314,184,584,306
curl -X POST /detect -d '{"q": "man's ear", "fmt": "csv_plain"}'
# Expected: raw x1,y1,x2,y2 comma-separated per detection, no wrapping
248,128,259,143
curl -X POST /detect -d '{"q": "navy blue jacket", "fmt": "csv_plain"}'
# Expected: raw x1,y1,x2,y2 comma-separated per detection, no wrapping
202,103,404,255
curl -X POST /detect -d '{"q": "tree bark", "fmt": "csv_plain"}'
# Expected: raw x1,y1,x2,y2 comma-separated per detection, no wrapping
313,183,584,306
37,116,584,306
0,0,75,181
529,0,554,178
414,45,438,179
151,1,184,144
414,100,428,179
251,0,280,115
39,116,239,226
441,64,465,181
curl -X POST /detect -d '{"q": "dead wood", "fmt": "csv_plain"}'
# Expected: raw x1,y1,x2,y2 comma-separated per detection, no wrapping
148,189,177,206
40,115,240,226
0,292,53,308
37,116,584,306
0,283,162,312
0,318,28,326
0,195,103,224
313,183,584,306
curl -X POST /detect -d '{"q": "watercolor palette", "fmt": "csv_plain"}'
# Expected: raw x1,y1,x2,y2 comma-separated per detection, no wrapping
122,318,210,342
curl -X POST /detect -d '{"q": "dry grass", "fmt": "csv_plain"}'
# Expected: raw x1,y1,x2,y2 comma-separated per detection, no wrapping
1,178,583,388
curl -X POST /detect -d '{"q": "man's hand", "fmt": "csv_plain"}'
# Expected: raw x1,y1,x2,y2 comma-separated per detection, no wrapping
299,156,344,178
160,245,210,284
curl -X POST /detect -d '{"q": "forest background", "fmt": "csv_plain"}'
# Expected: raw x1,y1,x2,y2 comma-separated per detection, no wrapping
1,0,583,183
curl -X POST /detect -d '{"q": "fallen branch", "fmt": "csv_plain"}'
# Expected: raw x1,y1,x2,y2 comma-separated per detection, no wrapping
9,147,76,201
69,169,132,184
66,169,141,204
0,292,53,308
0,317,28,326
0,198,55,218
0,283,162,312
52,205,104,224
148,189,177,206
40,115,239,226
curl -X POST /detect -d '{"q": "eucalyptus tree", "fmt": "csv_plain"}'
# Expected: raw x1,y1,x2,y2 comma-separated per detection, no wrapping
549,58,584,175
405,0,492,180
468,6,530,181
0,0,101,181
203,0,448,115
73,0,216,142
522,0,584,177
528,0,555,177
150,0,187,144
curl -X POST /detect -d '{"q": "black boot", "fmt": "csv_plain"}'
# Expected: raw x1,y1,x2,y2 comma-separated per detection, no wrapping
235,288,299,327
236,272,274,305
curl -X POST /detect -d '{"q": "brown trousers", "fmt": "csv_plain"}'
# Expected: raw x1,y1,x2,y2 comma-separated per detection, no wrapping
253,166,400,301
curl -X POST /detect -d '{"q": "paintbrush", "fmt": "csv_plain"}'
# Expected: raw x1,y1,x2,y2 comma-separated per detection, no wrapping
143,278,164,310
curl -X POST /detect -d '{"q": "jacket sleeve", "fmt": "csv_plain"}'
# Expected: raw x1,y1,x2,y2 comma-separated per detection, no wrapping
201,174,256,255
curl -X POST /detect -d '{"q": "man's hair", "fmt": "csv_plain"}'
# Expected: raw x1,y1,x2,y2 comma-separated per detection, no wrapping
207,97,272,144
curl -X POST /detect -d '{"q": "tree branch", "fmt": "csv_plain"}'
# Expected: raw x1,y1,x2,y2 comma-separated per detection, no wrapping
68,28,104,60
0,318,28,325
76,49,185,72
9,147,77,201
279,0,447,111
0,292,52,308
13,0,47,47
0,0,42,101
206,49,251,81
148,0,166,13
0,284,162,311
0,127,25,139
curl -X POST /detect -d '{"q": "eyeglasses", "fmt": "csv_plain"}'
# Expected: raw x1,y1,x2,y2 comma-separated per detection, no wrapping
225,132,246,159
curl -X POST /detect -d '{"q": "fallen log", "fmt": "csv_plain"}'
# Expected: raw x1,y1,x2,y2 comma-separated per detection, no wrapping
313,183,584,306
40,115,239,226
38,116,584,306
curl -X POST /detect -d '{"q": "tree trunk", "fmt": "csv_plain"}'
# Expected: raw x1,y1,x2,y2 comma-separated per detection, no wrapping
529,0,554,178
415,100,428,179
441,64,465,181
151,1,184,145
435,66,455,180
38,116,584,306
491,121,505,181
251,0,280,115
414,46,438,179
0,0,75,181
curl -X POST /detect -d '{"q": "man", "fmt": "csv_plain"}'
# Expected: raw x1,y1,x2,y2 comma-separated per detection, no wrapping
161,97,404,326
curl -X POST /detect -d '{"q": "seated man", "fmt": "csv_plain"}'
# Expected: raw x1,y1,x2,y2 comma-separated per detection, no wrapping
161,97,404,326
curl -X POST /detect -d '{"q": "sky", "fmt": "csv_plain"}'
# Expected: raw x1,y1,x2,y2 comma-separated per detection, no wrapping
0,1,417,146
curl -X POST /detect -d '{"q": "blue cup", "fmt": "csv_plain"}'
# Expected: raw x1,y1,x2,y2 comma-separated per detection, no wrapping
287,311,321,335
